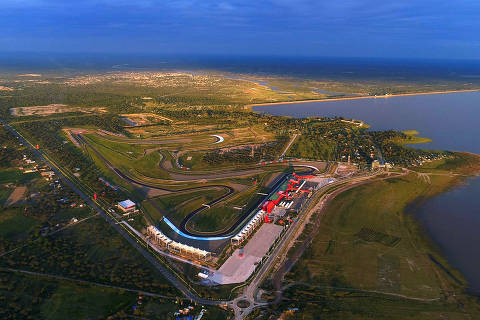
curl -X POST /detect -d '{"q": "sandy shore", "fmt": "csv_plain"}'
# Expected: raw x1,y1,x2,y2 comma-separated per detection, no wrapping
247,89,480,108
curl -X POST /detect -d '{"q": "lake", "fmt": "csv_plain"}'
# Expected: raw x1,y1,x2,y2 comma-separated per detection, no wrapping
255,91,480,292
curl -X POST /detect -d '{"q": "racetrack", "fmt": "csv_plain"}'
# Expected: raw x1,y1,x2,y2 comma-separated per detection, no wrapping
76,133,315,239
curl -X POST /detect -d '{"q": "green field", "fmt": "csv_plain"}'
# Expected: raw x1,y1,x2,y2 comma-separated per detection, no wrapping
0,187,13,205
178,151,212,170
53,207,93,222
260,153,480,319
40,284,134,320
150,188,228,225
392,130,433,145
83,133,149,158
0,216,181,296
0,208,40,240
188,184,265,233
0,270,231,319
0,169,38,184
293,174,450,298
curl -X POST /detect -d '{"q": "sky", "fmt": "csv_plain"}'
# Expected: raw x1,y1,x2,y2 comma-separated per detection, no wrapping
0,0,479,59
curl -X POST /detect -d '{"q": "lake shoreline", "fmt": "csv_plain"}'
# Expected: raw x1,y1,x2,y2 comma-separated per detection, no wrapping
247,88,480,108
409,153,480,293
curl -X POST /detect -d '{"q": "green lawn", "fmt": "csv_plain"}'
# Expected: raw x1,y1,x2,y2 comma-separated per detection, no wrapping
85,138,171,180
391,130,432,145
0,187,13,205
0,216,181,296
151,188,228,225
0,169,38,184
133,151,171,179
84,145,136,194
187,171,281,232
0,208,40,240
41,284,134,320
84,133,151,158
188,182,268,233
53,207,93,222
178,151,208,170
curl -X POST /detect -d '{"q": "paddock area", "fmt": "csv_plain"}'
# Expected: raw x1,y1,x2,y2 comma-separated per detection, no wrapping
210,223,283,284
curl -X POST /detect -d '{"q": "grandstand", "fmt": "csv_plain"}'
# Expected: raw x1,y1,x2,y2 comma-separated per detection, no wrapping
147,226,212,261
231,209,265,246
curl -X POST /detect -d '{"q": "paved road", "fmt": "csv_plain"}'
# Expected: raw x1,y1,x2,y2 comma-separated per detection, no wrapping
279,133,298,159
1,120,226,306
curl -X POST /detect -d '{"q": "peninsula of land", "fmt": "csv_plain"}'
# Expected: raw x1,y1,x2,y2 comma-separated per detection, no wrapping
247,88,480,108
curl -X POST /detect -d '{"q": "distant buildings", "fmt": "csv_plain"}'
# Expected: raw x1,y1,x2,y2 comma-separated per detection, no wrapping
371,160,392,170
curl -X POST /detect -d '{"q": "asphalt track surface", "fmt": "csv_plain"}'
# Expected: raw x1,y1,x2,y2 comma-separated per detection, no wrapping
77,134,259,238
179,172,288,237
1,120,225,306
77,134,314,239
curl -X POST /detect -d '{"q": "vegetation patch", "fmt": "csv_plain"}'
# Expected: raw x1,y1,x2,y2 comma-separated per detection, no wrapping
152,188,228,225
0,208,40,240
0,217,180,296
41,284,134,320
355,227,401,247
377,255,401,292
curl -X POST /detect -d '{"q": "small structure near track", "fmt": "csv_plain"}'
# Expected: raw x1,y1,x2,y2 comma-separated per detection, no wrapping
117,199,136,213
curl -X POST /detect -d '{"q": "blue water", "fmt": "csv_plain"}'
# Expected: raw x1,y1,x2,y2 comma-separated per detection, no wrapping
255,92,480,153
255,92,480,292
2,53,480,84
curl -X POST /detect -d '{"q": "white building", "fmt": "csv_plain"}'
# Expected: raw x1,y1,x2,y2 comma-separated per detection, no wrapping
117,199,136,213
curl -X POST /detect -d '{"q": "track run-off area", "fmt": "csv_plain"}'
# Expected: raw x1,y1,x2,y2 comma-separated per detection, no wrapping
73,131,322,240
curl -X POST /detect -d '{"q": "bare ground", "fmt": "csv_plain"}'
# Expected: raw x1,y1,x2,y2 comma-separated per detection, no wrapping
4,186,27,206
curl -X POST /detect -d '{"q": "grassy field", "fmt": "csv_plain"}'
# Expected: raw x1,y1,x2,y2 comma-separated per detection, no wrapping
186,171,281,233
178,151,206,169
84,144,138,194
83,133,148,158
392,130,432,145
260,153,480,319
188,184,264,232
53,207,92,222
286,135,337,161
0,169,38,184
150,188,228,225
133,151,171,179
40,284,134,320
0,271,135,320
85,124,277,173
0,208,40,240
0,216,181,296
0,270,232,319
0,187,13,205
291,174,453,298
